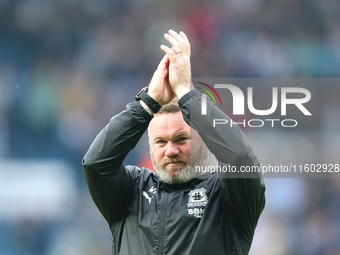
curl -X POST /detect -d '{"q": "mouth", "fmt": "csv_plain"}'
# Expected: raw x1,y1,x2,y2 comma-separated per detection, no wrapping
164,161,185,168
167,162,183,166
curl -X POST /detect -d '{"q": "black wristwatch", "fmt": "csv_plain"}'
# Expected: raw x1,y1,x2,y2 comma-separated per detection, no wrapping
135,87,162,113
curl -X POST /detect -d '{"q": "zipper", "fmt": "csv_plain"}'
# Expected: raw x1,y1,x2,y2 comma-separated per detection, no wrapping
157,191,169,255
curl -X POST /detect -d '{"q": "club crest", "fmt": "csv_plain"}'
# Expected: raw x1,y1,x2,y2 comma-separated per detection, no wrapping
187,188,208,218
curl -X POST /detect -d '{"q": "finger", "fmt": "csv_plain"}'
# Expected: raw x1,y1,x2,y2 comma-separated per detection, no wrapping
169,29,185,44
179,31,190,45
158,54,170,73
160,44,176,60
164,33,182,51
158,54,169,70
168,30,190,55
164,54,170,68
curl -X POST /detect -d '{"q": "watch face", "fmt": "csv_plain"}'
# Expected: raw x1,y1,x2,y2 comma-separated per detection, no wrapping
135,87,148,100
136,90,144,98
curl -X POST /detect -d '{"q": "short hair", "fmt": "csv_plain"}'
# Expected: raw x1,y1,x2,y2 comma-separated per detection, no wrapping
148,98,181,143
157,98,181,114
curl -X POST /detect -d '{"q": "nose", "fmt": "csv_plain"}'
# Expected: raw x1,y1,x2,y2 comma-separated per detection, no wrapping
165,142,180,158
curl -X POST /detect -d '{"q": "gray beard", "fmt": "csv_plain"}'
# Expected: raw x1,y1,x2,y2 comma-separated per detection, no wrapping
150,144,210,184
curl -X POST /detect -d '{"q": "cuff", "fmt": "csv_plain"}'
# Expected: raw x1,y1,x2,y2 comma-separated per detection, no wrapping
178,89,201,108
130,101,154,121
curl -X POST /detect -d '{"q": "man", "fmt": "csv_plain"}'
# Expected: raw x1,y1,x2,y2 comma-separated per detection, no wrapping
83,29,265,255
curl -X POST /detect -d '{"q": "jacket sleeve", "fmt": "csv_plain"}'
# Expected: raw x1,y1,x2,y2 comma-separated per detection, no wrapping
82,101,153,227
178,90,265,242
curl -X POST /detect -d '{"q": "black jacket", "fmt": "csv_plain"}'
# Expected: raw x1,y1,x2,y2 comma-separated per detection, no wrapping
83,90,265,255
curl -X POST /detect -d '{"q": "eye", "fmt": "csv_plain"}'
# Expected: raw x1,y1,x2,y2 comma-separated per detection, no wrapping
157,140,167,145
178,137,188,142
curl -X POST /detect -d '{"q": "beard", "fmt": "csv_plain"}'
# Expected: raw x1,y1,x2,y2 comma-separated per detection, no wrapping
150,143,210,184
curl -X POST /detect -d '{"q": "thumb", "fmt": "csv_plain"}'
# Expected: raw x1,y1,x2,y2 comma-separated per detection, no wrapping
158,54,169,71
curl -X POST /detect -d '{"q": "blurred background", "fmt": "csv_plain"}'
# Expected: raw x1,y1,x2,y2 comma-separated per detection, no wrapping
0,0,340,254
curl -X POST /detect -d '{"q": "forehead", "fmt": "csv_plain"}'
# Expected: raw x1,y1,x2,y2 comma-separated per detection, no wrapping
149,112,190,138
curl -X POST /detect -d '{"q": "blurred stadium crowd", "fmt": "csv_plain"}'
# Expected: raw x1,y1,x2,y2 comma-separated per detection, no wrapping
0,0,340,254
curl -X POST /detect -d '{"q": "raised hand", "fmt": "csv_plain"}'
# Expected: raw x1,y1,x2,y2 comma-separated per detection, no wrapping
145,54,176,109
161,30,193,100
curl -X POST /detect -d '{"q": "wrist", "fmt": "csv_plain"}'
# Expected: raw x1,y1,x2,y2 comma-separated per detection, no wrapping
147,90,162,105
175,87,191,100
140,101,154,115
135,87,162,114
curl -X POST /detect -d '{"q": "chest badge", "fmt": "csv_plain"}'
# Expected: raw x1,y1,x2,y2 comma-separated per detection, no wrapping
187,188,208,218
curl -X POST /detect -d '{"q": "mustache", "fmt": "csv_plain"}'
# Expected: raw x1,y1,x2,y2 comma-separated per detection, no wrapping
161,157,188,167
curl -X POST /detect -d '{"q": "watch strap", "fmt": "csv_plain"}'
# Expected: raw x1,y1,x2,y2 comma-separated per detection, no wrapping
135,87,162,113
